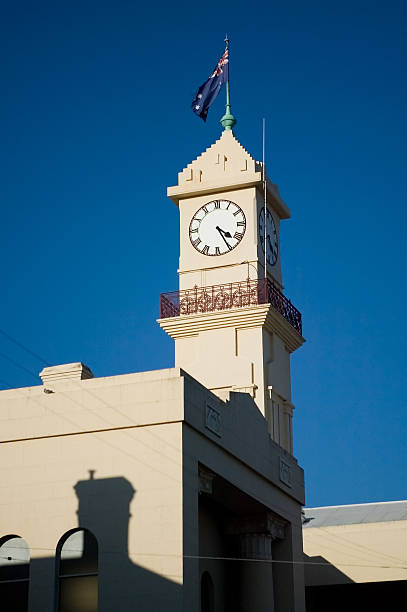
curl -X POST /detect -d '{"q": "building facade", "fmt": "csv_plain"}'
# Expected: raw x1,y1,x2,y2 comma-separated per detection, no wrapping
0,129,306,611
302,501,407,611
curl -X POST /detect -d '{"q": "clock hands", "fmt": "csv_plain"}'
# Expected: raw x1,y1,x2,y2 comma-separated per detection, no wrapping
216,225,232,238
190,201,246,255
216,226,232,250
266,235,277,262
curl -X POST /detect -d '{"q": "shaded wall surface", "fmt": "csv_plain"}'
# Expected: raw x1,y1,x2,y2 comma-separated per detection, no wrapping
0,536,30,611
306,580,407,612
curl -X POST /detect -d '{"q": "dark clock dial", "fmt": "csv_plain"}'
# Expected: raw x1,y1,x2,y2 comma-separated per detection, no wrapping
259,208,278,266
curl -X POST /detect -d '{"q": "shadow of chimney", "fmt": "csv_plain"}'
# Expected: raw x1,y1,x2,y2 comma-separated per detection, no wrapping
1,471,182,612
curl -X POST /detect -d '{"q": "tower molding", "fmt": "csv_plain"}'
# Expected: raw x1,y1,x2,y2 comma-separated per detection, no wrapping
158,302,304,353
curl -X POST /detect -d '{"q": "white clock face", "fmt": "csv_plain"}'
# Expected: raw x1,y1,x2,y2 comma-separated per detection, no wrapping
189,200,246,256
259,208,278,265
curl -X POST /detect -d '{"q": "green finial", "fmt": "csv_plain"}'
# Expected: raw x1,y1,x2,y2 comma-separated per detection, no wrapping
220,34,236,131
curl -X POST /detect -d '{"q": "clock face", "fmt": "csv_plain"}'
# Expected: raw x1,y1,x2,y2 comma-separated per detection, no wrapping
189,200,246,256
259,208,278,266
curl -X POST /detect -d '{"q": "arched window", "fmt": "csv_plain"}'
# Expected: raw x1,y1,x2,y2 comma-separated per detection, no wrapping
201,571,214,612
56,529,98,612
0,535,30,611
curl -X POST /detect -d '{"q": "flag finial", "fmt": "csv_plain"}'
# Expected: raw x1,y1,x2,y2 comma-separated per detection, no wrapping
220,35,236,131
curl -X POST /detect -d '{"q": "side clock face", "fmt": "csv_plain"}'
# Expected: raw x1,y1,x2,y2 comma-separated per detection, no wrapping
189,200,246,256
259,208,278,265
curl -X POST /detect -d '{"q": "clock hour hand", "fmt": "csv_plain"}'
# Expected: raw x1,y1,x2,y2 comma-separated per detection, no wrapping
267,235,276,259
216,226,232,238
216,226,232,249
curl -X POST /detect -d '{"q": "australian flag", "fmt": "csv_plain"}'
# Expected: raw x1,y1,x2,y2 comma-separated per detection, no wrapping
192,48,229,121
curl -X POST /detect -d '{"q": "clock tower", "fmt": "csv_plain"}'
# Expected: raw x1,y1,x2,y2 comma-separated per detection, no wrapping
158,129,304,454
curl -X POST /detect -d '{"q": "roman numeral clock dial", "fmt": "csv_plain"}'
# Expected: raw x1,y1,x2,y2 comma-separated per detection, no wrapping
189,200,246,255
259,208,278,265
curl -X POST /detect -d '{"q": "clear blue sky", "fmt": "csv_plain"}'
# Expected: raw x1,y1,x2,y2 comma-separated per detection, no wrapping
1,1,406,507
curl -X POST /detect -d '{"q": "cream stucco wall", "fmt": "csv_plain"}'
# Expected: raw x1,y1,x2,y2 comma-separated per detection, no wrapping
0,368,185,611
303,515,407,586
181,378,306,612
0,365,306,612
159,302,301,451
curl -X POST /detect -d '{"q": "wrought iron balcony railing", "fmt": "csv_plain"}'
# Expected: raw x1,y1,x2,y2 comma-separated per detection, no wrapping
160,278,302,335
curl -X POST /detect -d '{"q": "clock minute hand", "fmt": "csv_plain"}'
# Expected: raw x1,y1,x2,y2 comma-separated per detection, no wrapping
216,226,232,249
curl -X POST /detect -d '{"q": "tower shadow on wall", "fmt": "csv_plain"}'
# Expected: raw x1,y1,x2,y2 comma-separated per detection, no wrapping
65,471,182,612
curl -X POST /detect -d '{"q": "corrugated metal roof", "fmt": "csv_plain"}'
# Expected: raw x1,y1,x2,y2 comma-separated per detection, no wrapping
303,500,407,528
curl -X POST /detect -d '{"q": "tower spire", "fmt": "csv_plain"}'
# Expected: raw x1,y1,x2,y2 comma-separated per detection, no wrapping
220,34,237,131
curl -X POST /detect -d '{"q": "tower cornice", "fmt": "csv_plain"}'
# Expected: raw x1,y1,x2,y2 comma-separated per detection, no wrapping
158,302,304,353
168,174,290,220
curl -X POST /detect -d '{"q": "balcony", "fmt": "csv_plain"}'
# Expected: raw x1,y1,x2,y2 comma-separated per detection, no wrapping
160,278,302,335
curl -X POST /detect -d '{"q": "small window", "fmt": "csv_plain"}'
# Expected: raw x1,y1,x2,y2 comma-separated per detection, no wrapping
56,529,98,612
201,571,214,612
0,535,30,611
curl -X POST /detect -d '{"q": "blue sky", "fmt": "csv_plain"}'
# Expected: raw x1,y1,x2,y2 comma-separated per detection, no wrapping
1,1,406,507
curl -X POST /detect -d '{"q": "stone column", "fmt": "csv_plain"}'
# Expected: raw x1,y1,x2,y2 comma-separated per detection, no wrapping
227,513,286,612
282,401,294,454
266,386,295,454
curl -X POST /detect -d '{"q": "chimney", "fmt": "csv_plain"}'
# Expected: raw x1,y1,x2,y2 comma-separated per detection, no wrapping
39,362,94,386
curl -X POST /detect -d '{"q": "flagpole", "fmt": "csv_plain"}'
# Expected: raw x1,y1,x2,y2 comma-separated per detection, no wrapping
263,118,267,279
225,35,231,114
220,35,236,131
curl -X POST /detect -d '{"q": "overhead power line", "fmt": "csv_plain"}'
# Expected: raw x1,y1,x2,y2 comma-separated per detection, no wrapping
0,548,406,570
0,351,40,382
0,328,50,366
0,335,194,487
